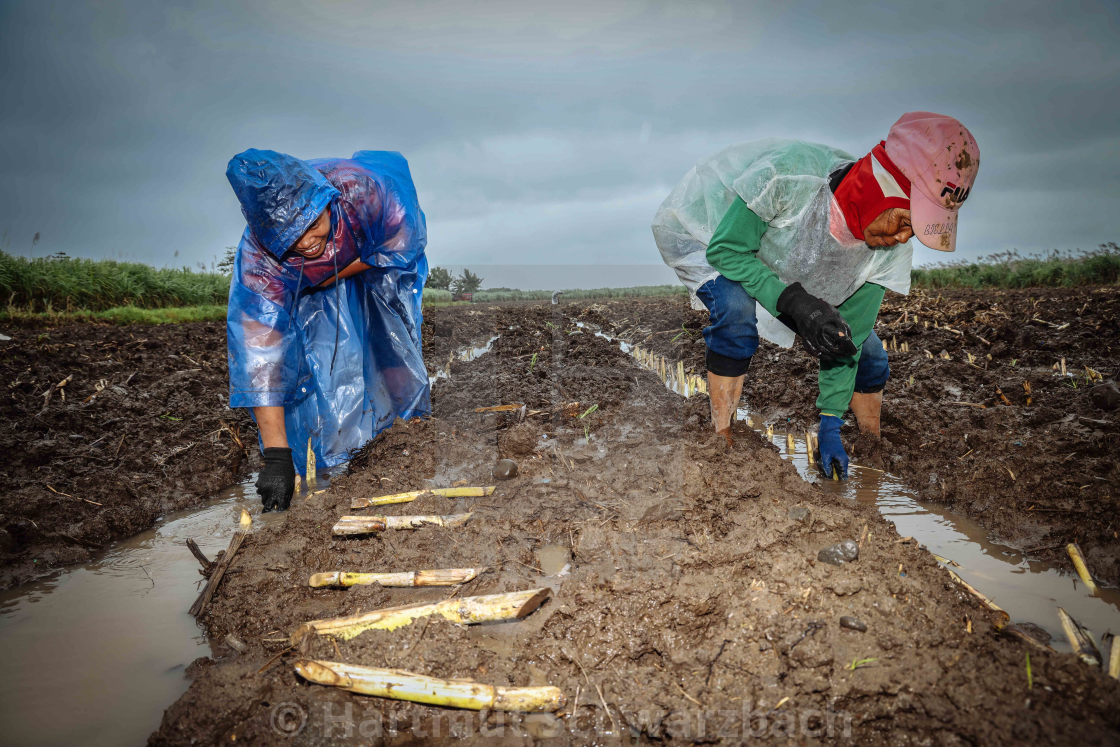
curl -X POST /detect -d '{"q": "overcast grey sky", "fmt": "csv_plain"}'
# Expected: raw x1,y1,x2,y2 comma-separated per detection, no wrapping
1,0,1118,286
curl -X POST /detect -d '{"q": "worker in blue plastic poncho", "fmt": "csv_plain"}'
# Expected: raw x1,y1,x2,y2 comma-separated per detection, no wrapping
226,149,429,511
653,113,979,479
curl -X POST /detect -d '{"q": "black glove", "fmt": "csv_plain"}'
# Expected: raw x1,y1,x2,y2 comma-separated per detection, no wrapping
256,447,295,512
776,283,858,361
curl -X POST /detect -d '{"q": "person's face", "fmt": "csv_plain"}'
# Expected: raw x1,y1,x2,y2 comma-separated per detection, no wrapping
864,207,913,248
290,209,331,259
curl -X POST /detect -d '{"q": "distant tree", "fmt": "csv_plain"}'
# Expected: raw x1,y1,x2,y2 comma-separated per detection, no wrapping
217,247,237,275
427,266,453,290
450,267,481,293
452,268,484,295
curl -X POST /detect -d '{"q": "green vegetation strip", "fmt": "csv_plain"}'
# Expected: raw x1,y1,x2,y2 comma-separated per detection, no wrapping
912,244,1119,289
0,304,229,325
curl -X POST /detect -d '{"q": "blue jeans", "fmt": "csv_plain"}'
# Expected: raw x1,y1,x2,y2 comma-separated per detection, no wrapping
695,275,889,392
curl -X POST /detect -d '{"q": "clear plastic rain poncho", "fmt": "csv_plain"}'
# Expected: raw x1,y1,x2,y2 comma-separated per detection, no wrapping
226,150,429,474
652,139,913,347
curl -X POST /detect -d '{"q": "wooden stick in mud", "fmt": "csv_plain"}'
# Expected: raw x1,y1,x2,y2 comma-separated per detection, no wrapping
333,513,473,536
1057,606,1101,667
1109,636,1120,680
1066,543,1100,595
189,509,252,617
350,486,495,509
291,588,550,643
295,660,565,712
944,567,1010,626
308,568,485,588
185,538,212,572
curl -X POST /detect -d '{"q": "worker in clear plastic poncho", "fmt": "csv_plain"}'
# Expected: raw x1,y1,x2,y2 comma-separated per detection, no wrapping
653,112,979,479
226,149,430,511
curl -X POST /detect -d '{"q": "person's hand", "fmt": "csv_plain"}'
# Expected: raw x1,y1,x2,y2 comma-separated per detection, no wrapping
256,447,295,512
817,414,849,480
864,208,913,248
776,283,858,361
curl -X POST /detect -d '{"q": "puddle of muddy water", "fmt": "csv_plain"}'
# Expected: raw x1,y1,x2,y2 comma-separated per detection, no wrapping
581,319,1120,659
742,411,1120,656
428,335,499,385
0,476,288,747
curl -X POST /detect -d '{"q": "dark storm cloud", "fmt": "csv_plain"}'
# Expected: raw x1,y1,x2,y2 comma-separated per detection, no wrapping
0,0,1117,276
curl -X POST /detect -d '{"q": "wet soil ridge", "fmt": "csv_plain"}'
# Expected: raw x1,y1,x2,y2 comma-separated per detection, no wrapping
156,303,1120,744
578,288,1120,587
0,321,253,590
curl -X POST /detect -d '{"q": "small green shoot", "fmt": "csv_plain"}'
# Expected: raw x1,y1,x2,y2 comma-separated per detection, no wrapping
544,321,555,330
583,423,591,443
160,414,182,421
1025,652,1033,689
1010,359,1017,367
671,323,696,343
847,657,877,671
578,404,598,419
529,352,538,373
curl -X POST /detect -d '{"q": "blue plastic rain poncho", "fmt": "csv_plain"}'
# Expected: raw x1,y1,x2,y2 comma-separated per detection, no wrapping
226,149,429,474
652,139,913,347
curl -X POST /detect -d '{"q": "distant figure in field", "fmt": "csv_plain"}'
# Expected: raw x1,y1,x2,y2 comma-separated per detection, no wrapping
225,150,430,511
653,112,979,479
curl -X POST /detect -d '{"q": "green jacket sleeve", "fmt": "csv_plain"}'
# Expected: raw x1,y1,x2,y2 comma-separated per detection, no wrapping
706,198,786,316
816,282,886,416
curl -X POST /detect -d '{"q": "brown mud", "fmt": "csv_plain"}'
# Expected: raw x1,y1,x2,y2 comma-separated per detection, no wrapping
0,321,253,590
153,301,1120,745
581,288,1120,586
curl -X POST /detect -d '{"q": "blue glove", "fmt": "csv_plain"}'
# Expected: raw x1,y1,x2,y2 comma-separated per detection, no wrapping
817,414,848,480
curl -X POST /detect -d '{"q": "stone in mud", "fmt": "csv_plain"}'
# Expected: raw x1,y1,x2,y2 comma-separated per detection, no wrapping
1090,380,1120,411
839,616,868,632
788,506,810,523
493,459,519,480
817,540,859,566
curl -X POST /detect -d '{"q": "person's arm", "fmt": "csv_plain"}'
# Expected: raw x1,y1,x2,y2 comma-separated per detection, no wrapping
816,282,886,416
706,197,786,316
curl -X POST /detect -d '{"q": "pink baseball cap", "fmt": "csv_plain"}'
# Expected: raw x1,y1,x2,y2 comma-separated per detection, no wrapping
884,112,979,252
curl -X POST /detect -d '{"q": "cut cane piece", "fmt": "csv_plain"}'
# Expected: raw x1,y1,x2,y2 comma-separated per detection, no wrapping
306,437,317,488
472,403,524,414
295,660,565,712
351,486,495,509
1057,606,1101,667
945,568,1010,626
292,588,550,643
1110,636,1120,680
333,513,473,536
1066,543,1100,595
309,567,484,588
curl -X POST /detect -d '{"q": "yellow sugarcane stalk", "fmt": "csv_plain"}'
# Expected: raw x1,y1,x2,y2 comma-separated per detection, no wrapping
474,404,524,413
295,660,565,712
333,513,473,536
1057,606,1101,667
946,567,1010,627
351,486,495,509
292,588,550,643
1067,543,1100,595
306,437,317,487
309,568,484,589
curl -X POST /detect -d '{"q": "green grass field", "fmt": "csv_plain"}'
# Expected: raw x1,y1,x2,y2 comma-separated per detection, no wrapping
2,244,1115,324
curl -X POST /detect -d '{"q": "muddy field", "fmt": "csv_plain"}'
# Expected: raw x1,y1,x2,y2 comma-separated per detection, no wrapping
0,321,253,590
147,293,1120,745
582,287,1120,586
